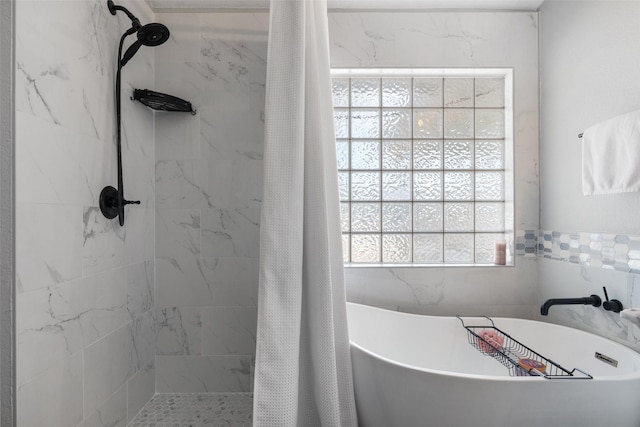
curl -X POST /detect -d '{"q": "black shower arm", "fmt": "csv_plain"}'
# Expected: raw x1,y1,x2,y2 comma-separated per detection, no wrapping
108,0,141,29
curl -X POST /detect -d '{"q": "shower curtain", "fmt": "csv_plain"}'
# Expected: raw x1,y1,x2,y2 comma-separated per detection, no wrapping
252,0,358,426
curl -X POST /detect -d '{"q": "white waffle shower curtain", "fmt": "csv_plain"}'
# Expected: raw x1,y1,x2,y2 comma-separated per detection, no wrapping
252,0,358,426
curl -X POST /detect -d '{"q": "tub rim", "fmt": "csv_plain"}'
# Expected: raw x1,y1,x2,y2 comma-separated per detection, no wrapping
347,302,640,381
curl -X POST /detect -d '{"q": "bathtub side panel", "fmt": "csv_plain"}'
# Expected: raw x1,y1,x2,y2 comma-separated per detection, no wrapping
351,346,640,427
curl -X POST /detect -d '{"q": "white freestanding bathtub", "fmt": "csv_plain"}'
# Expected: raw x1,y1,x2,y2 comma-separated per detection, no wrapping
347,302,640,427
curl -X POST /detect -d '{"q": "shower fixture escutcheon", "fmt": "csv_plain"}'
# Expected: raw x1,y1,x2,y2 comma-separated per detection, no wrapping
99,186,140,221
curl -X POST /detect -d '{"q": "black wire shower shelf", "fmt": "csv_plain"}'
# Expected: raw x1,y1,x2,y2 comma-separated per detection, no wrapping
457,316,592,379
131,89,196,115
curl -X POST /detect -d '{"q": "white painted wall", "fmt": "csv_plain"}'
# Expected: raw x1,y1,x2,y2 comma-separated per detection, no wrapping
540,0,640,234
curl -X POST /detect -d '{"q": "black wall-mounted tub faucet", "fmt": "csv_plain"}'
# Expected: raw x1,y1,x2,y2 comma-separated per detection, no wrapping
540,295,602,316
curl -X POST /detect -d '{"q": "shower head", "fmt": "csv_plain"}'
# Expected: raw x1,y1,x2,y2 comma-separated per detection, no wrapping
120,23,170,67
137,23,170,47
108,1,170,67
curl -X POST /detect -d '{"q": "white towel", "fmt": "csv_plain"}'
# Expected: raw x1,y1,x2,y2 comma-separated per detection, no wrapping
582,109,640,195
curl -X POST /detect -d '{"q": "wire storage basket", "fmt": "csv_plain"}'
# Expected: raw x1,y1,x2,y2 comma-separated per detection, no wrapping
457,316,592,379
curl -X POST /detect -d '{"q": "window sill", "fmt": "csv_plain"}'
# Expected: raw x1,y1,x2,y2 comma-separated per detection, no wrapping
343,263,515,268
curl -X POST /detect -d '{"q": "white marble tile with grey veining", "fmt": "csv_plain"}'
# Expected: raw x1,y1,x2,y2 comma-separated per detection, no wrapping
201,207,259,259
155,257,216,308
84,322,137,417
156,355,252,393
156,208,201,259
17,0,102,136
132,310,157,372
206,258,259,307
122,151,156,208
16,112,87,206
126,362,155,424
82,206,127,276
156,307,202,356
78,384,127,427
17,352,84,427
83,206,153,276
195,36,267,95
155,111,202,161
202,306,257,356
155,159,208,208
124,207,155,267
127,260,154,321
156,257,258,308
16,203,83,294
538,258,637,351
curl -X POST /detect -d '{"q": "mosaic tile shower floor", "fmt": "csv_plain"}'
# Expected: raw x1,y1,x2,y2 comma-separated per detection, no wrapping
128,393,253,427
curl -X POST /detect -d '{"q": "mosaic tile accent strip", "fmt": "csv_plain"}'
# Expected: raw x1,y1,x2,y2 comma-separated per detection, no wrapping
537,230,640,274
514,229,537,258
128,393,253,427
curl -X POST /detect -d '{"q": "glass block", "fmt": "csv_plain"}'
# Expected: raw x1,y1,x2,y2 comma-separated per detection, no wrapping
444,109,474,139
444,140,473,170
475,233,505,264
413,140,442,170
475,109,505,138
444,233,474,263
342,234,350,263
340,202,350,232
475,140,504,170
332,78,350,108
413,78,443,107
414,234,443,263
444,172,473,200
475,78,504,108
444,202,474,232
475,172,504,201
414,172,442,201
414,203,443,232
351,140,380,170
338,172,350,201
444,78,474,107
382,203,412,232
336,140,349,170
351,78,380,107
475,202,504,232
351,203,381,232
383,234,412,263
334,108,349,138
382,172,411,201
382,109,412,139
351,109,380,138
351,234,381,263
413,109,443,138
351,172,380,201
382,78,412,107
382,140,411,170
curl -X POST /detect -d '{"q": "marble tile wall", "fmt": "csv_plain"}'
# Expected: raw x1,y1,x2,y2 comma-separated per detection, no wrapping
331,12,540,318
15,0,156,425
153,13,267,392
515,229,640,353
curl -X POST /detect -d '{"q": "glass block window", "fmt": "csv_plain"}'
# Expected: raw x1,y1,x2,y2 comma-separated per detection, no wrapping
333,70,513,265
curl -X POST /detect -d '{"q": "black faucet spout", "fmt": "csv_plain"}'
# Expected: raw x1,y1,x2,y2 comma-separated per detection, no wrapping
540,295,602,316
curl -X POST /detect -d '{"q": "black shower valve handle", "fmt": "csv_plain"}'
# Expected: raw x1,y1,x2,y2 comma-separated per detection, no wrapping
123,199,140,206
602,286,624,313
